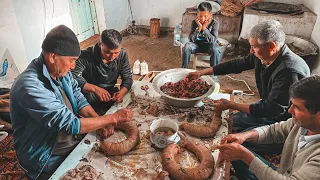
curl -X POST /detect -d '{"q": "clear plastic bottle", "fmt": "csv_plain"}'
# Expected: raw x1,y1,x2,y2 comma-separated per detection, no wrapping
173,25,182,47
133,59,141,75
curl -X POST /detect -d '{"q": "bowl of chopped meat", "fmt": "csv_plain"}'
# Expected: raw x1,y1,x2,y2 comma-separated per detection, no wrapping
152,68,215,108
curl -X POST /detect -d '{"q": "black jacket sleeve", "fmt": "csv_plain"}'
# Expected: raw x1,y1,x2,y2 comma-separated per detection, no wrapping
202,20,219,44
249,69,300,119
71,51,90,90
119,50,133,90
213,54,256,75
189,20,199,43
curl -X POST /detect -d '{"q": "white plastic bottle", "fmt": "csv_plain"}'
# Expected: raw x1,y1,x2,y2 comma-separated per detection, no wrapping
140,60,149,76
173,25,182,47
133,59,141,75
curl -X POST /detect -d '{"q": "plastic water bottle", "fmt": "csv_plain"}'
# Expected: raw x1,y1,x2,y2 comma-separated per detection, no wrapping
173,25,182,46
133,59,141,75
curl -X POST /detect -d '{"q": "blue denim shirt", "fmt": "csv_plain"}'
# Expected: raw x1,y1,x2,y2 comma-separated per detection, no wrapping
10,54,88,179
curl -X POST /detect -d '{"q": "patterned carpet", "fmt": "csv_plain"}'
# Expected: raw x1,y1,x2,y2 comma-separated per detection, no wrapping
0,135,29,180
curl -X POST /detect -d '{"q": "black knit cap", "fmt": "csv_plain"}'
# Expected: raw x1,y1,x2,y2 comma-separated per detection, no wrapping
41,25,80,56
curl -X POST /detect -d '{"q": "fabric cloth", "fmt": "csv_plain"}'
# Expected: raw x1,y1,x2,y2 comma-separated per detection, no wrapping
41,25,80,56
72,43,133,91
213,44,310,124
52,85,82,156
248,119,320,180
297,128,320,151
182,19,220,68
10,54,88,179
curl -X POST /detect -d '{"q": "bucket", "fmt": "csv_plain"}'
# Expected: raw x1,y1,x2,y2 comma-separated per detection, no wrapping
150,18,160,38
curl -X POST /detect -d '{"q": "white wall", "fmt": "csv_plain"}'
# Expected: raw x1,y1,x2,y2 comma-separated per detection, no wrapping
103,0,129,31
131,0,201,27
0,0,28,72
12,0,74,66
304,0,320,74
1,0,101,72
130,0,305,28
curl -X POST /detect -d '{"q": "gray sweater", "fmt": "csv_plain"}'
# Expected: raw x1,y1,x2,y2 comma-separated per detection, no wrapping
250,119,320,180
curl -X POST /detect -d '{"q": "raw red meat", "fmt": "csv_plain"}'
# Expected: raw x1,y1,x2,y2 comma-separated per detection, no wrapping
160,78,212,98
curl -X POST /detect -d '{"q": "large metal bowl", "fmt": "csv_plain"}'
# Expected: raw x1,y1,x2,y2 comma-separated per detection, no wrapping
152,68,215,108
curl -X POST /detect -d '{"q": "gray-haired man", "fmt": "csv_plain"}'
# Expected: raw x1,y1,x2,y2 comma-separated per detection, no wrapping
187,20,310,135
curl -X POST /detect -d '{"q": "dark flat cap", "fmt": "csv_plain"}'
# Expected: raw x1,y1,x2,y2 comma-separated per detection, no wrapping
41,25,80,56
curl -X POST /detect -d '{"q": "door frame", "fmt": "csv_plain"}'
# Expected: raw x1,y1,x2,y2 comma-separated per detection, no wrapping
69,0,106,41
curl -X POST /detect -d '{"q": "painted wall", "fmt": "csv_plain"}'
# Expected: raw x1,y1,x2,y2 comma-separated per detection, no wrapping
130,0,305,28
0,0,28,72
1,0,95,71
12,0,74,66
304,0,320,74
103,0,129,31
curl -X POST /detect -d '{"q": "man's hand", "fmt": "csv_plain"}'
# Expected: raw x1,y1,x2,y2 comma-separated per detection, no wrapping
93,86,111,102
221,133,248,145
112,88,128,103
221,130,260,145
186,71,202,80
213,99,233,111
195,18,203,32
114,108,133,123
97,126,114,138
215,143,255,165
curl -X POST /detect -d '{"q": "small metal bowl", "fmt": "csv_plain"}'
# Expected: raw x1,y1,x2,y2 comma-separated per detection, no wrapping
152,68,215,108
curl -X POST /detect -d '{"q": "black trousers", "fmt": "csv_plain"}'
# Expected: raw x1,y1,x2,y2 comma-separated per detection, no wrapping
84,87,119,116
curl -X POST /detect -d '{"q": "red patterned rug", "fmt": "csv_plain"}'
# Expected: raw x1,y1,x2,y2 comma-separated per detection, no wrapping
0,135,29,180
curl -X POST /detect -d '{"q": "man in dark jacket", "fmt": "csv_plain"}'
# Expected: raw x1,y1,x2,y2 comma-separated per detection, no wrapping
72,29,133,116
187,20,310,134
182,2,221,68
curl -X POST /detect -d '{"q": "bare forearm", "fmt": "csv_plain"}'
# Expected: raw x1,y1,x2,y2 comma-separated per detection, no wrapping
119,87,128,95
199,67,214,76
230,102,251,114
243,129,259,143
79,105,99,118
79,114,117,134
242,150,256,166
83,83,97,93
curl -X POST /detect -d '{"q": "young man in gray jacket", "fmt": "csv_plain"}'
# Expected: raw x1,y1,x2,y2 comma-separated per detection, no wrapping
72,29,133,116
216,75,320,180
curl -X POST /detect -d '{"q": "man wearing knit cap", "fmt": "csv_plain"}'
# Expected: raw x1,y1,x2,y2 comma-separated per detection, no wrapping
10,25,133,179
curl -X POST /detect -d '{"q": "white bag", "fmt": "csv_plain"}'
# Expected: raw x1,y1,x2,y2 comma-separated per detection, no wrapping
132,59,141,75
140,60,149,76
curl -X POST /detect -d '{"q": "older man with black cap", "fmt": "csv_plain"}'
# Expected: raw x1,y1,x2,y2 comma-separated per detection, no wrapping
10,25,133,179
